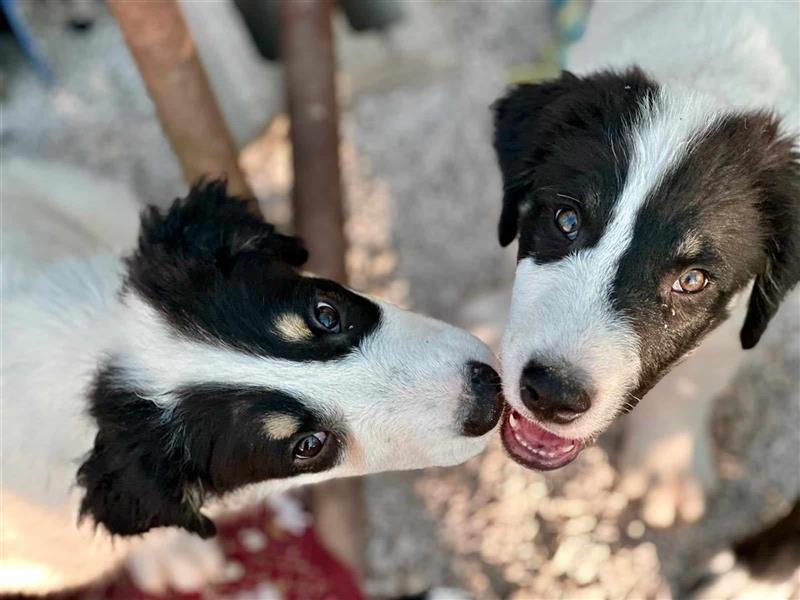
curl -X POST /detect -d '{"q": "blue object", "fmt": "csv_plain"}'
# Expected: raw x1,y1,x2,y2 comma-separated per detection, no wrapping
0,0,54,84
551,0,591,67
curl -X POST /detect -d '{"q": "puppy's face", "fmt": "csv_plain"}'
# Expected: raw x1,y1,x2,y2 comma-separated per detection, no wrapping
492,69,800,470
78,182,502,537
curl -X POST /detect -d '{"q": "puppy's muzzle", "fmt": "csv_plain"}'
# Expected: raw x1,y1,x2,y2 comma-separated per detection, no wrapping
461,362,504,436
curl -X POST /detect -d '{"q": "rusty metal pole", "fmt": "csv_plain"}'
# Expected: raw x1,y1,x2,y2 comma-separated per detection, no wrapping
280,0,348,281
108,0,257,212
280,0,364,580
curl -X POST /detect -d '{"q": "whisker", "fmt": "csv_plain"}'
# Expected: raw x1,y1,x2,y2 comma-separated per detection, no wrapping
618,393,642,415
556,193,580,204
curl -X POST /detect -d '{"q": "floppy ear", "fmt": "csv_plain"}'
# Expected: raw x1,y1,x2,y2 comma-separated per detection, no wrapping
492,67,659,247
77,435,216,538
497,186,526,248
740,144,800,349
138,179,308,270
492,71,581,247
77,378,216,538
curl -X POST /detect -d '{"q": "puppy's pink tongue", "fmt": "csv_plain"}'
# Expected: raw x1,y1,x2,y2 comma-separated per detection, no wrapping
501,409,583,471
509,410,569,445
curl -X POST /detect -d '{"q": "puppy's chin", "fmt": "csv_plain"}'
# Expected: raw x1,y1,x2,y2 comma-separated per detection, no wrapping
435,435,497,468
500,408,584,471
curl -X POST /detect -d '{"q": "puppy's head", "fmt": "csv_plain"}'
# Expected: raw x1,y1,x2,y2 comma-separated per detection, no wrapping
492,69,800,470
78,181,502,537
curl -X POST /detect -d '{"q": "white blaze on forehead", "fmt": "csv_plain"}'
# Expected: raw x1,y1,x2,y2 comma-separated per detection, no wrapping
501,88,724,440
112,292,495,475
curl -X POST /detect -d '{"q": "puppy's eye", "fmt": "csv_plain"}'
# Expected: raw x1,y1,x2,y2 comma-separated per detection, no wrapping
555,207,580,240
672,269,709,294
313,302,341,333
293,432,328,460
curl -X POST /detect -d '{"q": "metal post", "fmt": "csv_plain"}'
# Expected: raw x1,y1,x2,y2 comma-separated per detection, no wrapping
108,0,257,212
280,0,347,281
280,0,364,580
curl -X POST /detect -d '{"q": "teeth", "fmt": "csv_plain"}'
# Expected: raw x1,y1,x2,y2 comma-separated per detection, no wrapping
512,430,576,460
512,430,536,452
513,431,555,457
508,413,575,454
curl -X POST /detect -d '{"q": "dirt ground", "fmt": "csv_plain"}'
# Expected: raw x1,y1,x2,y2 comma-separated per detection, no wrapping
4,1,798,598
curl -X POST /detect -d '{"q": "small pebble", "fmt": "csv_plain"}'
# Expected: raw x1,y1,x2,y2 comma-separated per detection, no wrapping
627,520,646,539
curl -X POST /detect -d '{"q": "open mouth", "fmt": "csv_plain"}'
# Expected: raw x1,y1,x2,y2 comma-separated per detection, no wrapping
500,408,584,470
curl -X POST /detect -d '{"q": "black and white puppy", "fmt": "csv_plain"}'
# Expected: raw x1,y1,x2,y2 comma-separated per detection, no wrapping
491,1,799,484
2,179,502,594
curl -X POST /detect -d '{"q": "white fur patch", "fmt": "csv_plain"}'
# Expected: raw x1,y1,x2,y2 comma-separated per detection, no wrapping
113,293,496,476
501,89,724,441
273,313,313,342
262,414,300,439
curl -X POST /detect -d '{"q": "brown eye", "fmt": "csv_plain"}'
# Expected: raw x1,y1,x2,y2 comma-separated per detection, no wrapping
313,302,341,333
555,207,580,240
293,432,328,460
672,269,709,293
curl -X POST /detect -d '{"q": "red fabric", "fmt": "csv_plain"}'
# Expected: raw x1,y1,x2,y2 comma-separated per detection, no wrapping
39,504,364,600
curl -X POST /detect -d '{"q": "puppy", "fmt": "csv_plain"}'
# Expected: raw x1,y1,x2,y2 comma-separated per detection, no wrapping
1,178,502,594
491,1,798,522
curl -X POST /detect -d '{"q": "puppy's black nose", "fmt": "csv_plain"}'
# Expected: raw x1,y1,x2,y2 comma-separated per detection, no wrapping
461,361,503,436
519,361,590,424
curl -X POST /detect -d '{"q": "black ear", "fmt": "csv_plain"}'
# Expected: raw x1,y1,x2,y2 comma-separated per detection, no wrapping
77,376,216,538
138,179,308,270
497,186,525,247
492,71,581,247
492,67,659,247
741,145,800,349
78,437,216,538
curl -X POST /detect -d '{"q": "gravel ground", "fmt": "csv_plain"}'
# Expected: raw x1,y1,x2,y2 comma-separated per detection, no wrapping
4,2,798,598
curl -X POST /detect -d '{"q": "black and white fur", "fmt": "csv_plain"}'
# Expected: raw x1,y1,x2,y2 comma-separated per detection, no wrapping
1,174,502,593
492,0,799,495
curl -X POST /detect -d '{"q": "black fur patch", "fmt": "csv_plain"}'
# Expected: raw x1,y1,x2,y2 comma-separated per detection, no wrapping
126,180,381,361
493,66,799,405
613,111,800,397
78,366,344,537
492,68,658,254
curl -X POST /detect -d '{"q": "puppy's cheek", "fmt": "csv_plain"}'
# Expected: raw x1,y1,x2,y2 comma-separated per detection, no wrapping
341,438,366,471
580,333,643,429
429,435,492,468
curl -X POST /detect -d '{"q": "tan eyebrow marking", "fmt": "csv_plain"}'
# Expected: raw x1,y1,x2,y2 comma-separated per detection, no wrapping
676,230,705,257
263,414,301,439
274,313,313,342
